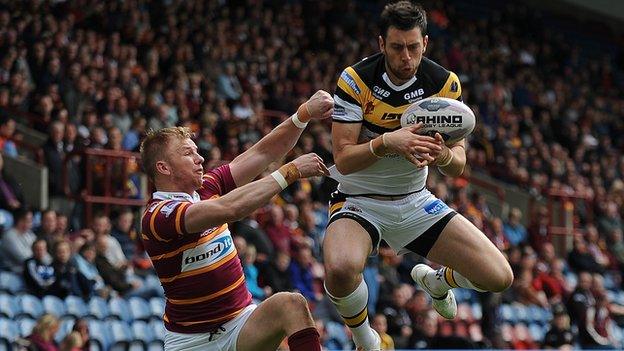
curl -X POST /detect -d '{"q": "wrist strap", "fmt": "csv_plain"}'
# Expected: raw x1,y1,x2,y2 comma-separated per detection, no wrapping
291,113,309,129
271,170,289,190
369,140,383,158
293,102,311,128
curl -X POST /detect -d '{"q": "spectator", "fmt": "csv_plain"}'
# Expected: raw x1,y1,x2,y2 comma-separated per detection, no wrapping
71,319,90,351
43,121,65,197
49,240,93,299
0,152,23,228
60,331,84,351
92,213,128,270
371,314,395,350
35,209,59,249
288,245,318,301
110,208,138,260
23,239,55,297
265,204,294,254
568,234,605,274
259,250,293,294
1,208,36,273
72,242,108,298
503,207,528,247
234,236,265,301
27,314,60,351
380,284,413,349
0,116,18,157
542,303,576,350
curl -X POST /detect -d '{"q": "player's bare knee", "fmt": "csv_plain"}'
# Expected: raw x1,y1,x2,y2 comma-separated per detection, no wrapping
274,292,307,310
490,263,514,292
324,259,361,287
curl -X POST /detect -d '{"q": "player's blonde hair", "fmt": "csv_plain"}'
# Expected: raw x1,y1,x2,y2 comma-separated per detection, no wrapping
140,127,193,181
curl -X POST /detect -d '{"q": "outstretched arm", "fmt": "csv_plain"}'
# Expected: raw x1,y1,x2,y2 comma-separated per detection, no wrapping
229,90,333,186
185,153,328,233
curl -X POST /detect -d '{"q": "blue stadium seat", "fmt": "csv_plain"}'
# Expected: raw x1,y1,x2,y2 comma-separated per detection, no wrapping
17,294,44,319
0,294,20,318
149,297,165,319
528,323,544,341
55,317,75,344
511,304,529,323
17,317,35,337
471,303,482,320
144,275,162,290
128,297,151,321
617,291,624,305
147,343,164,351
499,304,515,324
0,271,25,294
564,272,577,288
527,305,542,324
131,320,154,343
88,320,111,351
43,295,67,316
149,320,166,343
109,297,132,322
109,320,133,351
88,296,110,319
0,318,19,343
65,295,88,317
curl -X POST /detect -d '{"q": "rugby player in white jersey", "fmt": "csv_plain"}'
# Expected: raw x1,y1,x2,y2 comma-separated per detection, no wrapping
323,2,513,350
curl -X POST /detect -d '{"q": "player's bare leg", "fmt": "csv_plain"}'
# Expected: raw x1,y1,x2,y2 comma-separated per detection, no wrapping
323,218,380,351
412,214,513,318
236,292,320,351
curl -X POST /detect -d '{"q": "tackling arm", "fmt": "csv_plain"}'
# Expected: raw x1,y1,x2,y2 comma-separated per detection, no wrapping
229,91,333,186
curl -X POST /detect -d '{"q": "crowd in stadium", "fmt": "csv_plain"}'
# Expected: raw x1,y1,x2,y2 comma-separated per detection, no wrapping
1,0,624,349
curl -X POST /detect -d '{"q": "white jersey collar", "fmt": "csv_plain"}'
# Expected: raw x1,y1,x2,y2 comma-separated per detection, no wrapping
153,191,200,203
382,72,417,91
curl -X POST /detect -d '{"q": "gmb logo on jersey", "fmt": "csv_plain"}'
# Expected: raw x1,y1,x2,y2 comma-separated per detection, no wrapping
341,71,361,95
181,233,234,272
423,199,448,215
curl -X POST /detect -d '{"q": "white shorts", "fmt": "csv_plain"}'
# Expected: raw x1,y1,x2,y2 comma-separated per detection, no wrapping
164,304,257,351
328,188,456,256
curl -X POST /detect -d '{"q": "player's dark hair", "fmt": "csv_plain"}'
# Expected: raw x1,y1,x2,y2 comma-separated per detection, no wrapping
379,1,427,38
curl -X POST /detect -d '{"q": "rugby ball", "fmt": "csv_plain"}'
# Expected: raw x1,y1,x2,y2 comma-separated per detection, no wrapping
400,97,475,144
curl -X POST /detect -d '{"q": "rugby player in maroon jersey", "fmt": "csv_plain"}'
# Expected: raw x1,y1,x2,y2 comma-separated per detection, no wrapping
140,90,333,351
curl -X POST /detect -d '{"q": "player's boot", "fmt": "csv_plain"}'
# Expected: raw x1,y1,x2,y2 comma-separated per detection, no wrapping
411,264,457,319
354,328,380,351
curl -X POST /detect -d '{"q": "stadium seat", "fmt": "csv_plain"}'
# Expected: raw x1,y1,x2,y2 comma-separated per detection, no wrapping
55,317,75,344
88,320,111,351
499,304,515,324
511,304,529,323
88,296,110,319
0,318,19,342
0,271,25,294
43,295,67,316
109,297,132,322
564,272,577,288
65,295,88,317
471,303,482,320
17,317,35,337
144,275,163,292
131,320,154,343
527,305,542,324
0,294,20,318
528,322,544,341
149,319,166,343
128,297,151,321
149,297,164,320
109,320,133,350
17,294,44,319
